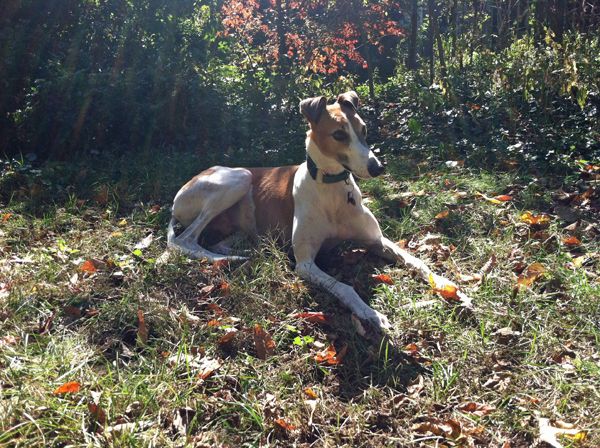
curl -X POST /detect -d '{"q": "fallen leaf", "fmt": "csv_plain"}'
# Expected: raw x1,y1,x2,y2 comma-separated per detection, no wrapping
197,357,222,380
63,305,82,318
372,273,394,285
207,319,222,327
53,381,81,395
314,344,347,366
212,259,230,270
428,274,459,301
117,219,128,227
435,209,450,219
133,234,154,250
475,192,511,204
457,402,496,416
294,312,329,324
253,324,275,360
217,331,237,346
412,417,462,439
538,417,587,448
219,281,230,295
303,387,318,399
2,213,12,222
88,402,107,426
80,260,97,273
521,211,551,226
458,273,482,283
206,302,225,315
517,262,546,288
0,335,21,348
137,309,149,344
562,236,581,247
149,204,161,214
274,418,297,431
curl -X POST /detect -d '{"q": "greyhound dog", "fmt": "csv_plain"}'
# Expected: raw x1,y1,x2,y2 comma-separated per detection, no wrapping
166,91,465,330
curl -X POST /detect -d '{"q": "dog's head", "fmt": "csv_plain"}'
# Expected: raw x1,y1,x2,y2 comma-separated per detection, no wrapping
300,91,384,179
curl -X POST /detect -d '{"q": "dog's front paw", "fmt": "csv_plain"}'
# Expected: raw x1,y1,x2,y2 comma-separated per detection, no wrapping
359,308,391,331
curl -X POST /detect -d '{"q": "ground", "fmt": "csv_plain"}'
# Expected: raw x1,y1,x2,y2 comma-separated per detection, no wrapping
0,153,599,447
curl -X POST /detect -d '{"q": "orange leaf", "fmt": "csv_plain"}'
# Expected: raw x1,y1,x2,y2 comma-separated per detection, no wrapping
2,213,12,222
314,344,347,366
372,273,394,285
428,274,459,300
520,211,551,226
80,260,97,273
197,357,222,380
494,195,513,202
219,281,230,296
253,324,275,360
217,331,237,345
274,418,297,431
207,319,222,327
294,312,329,324
137,309,149,344
435,209,450,219
562,236,581,247
303,387,318,399
53,381,81,395
212,259,230,270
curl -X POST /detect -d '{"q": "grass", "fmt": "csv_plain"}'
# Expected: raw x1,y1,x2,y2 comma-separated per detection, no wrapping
1,151,599,447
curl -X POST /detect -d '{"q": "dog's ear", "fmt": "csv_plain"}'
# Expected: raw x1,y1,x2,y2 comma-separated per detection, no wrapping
300,96,327,125
337,91,360,112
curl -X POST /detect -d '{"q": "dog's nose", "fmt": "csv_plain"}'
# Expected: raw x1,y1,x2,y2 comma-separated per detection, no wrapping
367,157,385,177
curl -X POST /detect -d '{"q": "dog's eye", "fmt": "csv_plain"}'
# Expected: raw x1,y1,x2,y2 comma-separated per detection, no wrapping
332,130,348,141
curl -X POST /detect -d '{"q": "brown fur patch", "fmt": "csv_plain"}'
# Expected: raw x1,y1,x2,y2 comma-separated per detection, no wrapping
308,103,366,160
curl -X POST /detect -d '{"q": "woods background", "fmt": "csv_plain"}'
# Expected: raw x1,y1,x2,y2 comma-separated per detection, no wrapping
1,0,599,168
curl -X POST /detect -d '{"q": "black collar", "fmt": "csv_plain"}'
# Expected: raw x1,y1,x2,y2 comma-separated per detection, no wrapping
306,154,350,184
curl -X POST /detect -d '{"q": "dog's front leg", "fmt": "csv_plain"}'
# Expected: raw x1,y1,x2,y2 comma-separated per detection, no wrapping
295,258,391,329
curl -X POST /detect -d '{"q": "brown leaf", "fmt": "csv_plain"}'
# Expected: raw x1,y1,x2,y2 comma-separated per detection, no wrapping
457,402,496,416
253,324,275,360
197,357,222,380
88,402,107,425
294,312,329,324
219,281,230,295
217,331,237,346
517,262,546,288
412,417,462,439
372,273,394,285
206,302,225,315
494,194,513,202
137,309,149,344
212,259,230,270
2,213,12,222
435,209,450,219
80,260,97,273
63,305,82,318
53,381,81,395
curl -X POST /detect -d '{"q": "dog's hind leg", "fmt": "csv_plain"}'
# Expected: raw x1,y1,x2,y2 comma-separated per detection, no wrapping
168,167,253,262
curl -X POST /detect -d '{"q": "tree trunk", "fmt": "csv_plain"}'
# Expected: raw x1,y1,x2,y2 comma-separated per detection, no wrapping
451,0,458,59
427,0,435,84
407,0,419,70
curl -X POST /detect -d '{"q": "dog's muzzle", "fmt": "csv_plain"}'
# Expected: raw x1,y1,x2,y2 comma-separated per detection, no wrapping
367,157,385,177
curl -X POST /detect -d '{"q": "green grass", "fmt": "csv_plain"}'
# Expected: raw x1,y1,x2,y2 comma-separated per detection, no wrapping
1,153,599,446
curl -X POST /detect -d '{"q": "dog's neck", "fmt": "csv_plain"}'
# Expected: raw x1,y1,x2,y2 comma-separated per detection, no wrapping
305,138,348,180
